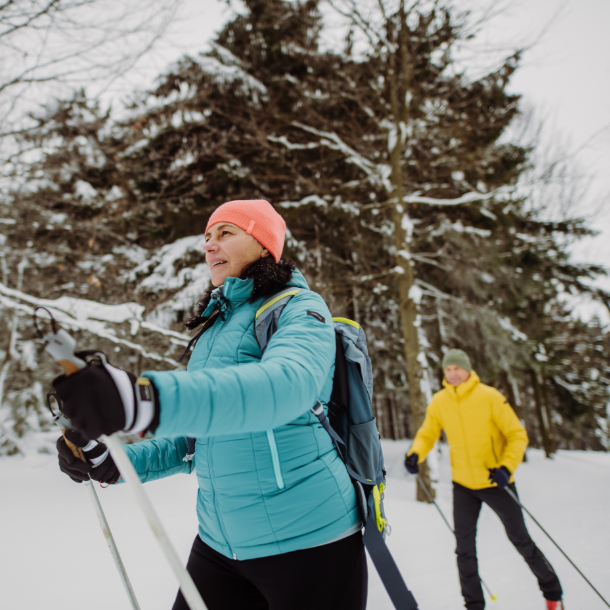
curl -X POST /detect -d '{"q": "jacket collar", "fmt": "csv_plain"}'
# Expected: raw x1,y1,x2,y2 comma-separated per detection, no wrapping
219,276,255,303
201,269,310,318
443,370,480,399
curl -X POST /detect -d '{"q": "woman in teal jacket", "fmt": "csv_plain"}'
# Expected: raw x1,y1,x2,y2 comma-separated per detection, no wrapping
55,199,366,610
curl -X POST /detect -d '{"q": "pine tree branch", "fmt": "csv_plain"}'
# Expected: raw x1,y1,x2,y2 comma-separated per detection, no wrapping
0,281,188,367
403,191,496,205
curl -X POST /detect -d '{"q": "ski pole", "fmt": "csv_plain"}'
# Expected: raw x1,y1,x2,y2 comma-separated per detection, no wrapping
47,394,140,610
416,475,497,602
101,432,208,610
505,487,610,609
35,307,209,610
85,479,141,609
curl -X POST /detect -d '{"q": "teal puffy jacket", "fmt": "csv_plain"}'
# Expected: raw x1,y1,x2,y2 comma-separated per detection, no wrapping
122,269,360,560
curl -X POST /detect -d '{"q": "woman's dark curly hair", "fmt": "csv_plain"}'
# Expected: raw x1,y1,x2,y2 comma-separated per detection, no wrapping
185,256,297,330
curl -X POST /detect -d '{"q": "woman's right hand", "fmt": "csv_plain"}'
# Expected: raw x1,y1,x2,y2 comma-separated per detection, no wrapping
57,429,120,484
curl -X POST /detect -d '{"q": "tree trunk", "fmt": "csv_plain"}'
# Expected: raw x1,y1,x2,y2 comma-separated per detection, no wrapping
497,370,528,462
529,368,554,458
386,4,434,502
540,373,557,453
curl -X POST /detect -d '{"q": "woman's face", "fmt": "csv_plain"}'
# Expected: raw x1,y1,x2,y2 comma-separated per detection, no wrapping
203,222,269,286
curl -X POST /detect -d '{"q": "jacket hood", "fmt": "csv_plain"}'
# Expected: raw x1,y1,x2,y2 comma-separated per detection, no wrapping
283,268,310,290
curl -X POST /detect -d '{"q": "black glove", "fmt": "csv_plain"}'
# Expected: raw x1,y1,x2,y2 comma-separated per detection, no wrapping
404,452,419,474
57,429,120,484
488,466,511,489
53,353,158,439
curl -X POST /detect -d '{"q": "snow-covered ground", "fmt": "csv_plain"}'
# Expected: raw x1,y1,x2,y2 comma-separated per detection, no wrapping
1,440,609,609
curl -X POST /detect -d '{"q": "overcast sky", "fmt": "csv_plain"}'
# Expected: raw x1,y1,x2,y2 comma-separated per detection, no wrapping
485,0,610,269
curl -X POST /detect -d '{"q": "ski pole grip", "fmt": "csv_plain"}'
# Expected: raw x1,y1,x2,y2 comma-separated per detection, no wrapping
52,408,86,462
41,326,88,462
62,430,86,462
43,329,87,375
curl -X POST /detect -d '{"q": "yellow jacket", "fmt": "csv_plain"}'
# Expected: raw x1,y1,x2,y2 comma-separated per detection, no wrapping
409,371,528,490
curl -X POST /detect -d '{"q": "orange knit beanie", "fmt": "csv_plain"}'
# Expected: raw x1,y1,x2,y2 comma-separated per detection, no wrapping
205,199,286,263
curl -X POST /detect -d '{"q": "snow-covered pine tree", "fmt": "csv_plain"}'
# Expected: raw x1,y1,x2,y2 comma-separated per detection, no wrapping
0,95,210,454
2,0,609,466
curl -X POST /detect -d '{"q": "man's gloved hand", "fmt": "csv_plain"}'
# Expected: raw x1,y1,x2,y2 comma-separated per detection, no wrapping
488,466,511,489
404,452,419,474
57,429,120,484
53,355,158,440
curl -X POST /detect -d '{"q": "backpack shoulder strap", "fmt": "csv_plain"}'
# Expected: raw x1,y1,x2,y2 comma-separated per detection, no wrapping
179,310,220,362
363,511,419,609
332,317,373,402
255,288,306,353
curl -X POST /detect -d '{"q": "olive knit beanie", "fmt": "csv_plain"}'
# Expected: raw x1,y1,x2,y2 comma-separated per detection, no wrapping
442,349,472,372
205,199,286,263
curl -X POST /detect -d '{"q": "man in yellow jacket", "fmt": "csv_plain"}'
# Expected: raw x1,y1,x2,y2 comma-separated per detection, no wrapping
405,349,563,610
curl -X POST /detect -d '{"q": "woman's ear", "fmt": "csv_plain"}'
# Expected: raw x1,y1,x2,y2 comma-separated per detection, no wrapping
261,248,270,258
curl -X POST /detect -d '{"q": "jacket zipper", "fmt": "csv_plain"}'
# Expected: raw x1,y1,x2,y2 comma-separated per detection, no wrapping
208,437,237,559
455,389,477,485
202,297,238,558
266,430,285,489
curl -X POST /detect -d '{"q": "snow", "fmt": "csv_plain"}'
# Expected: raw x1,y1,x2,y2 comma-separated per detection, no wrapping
75,180,98,203
113,245,148,266
0,281,190,365
291,121,389,190
169,150,196,170
125,234,207,293
217,159,249,179
498,317,528,342
268,134,320,150
144,266,211,330
429,219,492,239
279,195,328,209
409,284,424,305
0,280,145,325
2,442,607,609
401,215,415,242
196,53,268,107
403,192,495,206
561,291,610,327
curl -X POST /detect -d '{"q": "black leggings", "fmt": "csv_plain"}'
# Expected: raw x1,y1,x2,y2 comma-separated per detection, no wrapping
454,482,562,609
172,532,368,610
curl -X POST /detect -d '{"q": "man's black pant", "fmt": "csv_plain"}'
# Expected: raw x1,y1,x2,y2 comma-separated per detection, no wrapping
172,531,368,610
453,482,562,609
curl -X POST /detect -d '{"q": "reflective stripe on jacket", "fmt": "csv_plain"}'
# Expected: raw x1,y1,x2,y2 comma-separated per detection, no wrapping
123,269,360,560
409,371,528,490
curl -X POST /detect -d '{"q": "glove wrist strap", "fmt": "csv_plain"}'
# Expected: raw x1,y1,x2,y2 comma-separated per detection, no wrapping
81,439,109,466
131,377,156,435
98,355,156,434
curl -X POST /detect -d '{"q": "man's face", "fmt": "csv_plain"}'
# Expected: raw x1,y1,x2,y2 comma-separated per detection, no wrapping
444,365,470,387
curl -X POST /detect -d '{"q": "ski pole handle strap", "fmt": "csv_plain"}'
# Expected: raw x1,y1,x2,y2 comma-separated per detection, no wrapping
363,511,419,610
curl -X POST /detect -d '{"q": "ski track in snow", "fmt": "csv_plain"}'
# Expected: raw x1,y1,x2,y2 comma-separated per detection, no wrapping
1,442,608,610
